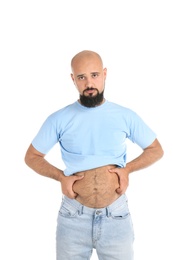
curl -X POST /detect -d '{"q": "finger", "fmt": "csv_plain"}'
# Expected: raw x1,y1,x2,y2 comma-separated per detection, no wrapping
109,169,120,181
108,169,116,172
108,169,119,175
67,190,78,199
73,175,84,181
116,187,123,195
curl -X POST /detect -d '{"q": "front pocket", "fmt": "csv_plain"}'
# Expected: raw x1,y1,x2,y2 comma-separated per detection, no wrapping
59,202,79,218
110,202,130,220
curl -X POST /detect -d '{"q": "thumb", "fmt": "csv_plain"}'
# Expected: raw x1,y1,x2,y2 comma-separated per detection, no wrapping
116,187,122,194
73,174,84,180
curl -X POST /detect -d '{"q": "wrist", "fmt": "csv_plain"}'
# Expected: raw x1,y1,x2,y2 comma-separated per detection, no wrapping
58,170,65,182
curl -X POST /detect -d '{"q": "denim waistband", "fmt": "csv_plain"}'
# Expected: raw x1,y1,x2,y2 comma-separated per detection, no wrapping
62,194,127,216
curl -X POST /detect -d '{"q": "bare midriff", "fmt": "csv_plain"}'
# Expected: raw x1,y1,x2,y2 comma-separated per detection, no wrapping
73,165,120,208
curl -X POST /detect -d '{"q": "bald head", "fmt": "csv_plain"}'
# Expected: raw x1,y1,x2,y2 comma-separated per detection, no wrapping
71,50,103,73
70,50,107,107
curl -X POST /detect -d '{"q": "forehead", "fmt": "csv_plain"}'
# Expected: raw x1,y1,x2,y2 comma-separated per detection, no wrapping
71,51,103,75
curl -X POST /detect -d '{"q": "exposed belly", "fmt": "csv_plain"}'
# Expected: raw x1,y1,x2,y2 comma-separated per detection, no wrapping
73,165,120,208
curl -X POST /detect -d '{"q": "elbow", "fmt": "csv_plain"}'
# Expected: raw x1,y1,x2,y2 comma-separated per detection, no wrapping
155,139,164,160
160,147,164,159
24,152,30,167
24,144,35,167
156,143,164,161
24,148,33,168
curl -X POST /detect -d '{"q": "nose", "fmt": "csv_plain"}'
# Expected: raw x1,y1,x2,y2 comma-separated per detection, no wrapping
85,79,93,88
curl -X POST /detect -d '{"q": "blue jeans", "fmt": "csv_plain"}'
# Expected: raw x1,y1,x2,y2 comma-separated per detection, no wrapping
56,194,134,260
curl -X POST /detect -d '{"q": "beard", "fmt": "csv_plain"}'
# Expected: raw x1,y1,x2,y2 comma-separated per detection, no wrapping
80,88,104,108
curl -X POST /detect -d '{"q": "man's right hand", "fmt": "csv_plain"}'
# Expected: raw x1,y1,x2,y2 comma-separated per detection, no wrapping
60,174,84,199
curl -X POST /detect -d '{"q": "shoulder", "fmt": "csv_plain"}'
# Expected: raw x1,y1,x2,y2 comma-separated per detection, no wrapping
106,100,136,114
47,102,77,119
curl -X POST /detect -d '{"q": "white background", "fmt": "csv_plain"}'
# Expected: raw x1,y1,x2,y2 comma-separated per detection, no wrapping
0,0,173,259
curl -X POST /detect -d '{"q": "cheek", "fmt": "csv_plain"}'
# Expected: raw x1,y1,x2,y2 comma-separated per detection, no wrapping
76,79,85,86
75,83,84,94
97,79,105,90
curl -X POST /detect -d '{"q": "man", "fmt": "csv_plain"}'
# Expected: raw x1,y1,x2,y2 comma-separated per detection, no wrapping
24,50,164,260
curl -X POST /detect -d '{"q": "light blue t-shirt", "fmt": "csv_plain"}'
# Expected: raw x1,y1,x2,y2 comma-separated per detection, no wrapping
32,100,156,176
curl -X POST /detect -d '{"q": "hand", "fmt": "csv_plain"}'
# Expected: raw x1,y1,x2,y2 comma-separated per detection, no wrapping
109,167,129,195
60,174,84,199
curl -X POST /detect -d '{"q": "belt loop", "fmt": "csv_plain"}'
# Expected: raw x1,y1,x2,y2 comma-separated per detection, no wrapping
78,205,83,216
106,207,111,217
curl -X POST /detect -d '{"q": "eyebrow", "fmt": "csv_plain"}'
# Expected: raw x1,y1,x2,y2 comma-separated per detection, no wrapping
77,72,100,78
77,74,85,78
91,72,100,75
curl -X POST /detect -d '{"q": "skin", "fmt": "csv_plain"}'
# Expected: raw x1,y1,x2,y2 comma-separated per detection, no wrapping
24,50,164,207
73,165,121,208
70,50,107,102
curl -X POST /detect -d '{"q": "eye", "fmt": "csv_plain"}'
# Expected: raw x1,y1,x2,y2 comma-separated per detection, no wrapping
92,73,99,78
77,75,85,80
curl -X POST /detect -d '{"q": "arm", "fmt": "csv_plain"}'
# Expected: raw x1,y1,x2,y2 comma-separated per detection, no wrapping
109,138,164,194
24,144,84,198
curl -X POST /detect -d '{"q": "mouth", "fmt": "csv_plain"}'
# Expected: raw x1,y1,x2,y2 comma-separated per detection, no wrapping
84,88,97,96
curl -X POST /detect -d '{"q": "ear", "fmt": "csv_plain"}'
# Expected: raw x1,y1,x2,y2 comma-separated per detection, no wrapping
70,73,75,84
103,68,107,79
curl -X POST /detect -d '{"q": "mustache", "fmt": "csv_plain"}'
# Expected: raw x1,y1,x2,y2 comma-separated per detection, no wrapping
83,87,98,93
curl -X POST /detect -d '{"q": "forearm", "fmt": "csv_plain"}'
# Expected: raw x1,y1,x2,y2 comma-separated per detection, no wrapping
126,139,164,174
126,152,158,174
24,144,85,199
25,146,64,182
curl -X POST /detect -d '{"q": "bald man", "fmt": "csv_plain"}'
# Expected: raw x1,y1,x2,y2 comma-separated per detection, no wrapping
25,50,163,260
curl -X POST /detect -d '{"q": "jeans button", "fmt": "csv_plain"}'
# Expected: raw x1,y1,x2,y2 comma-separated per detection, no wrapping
96,210,102,215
